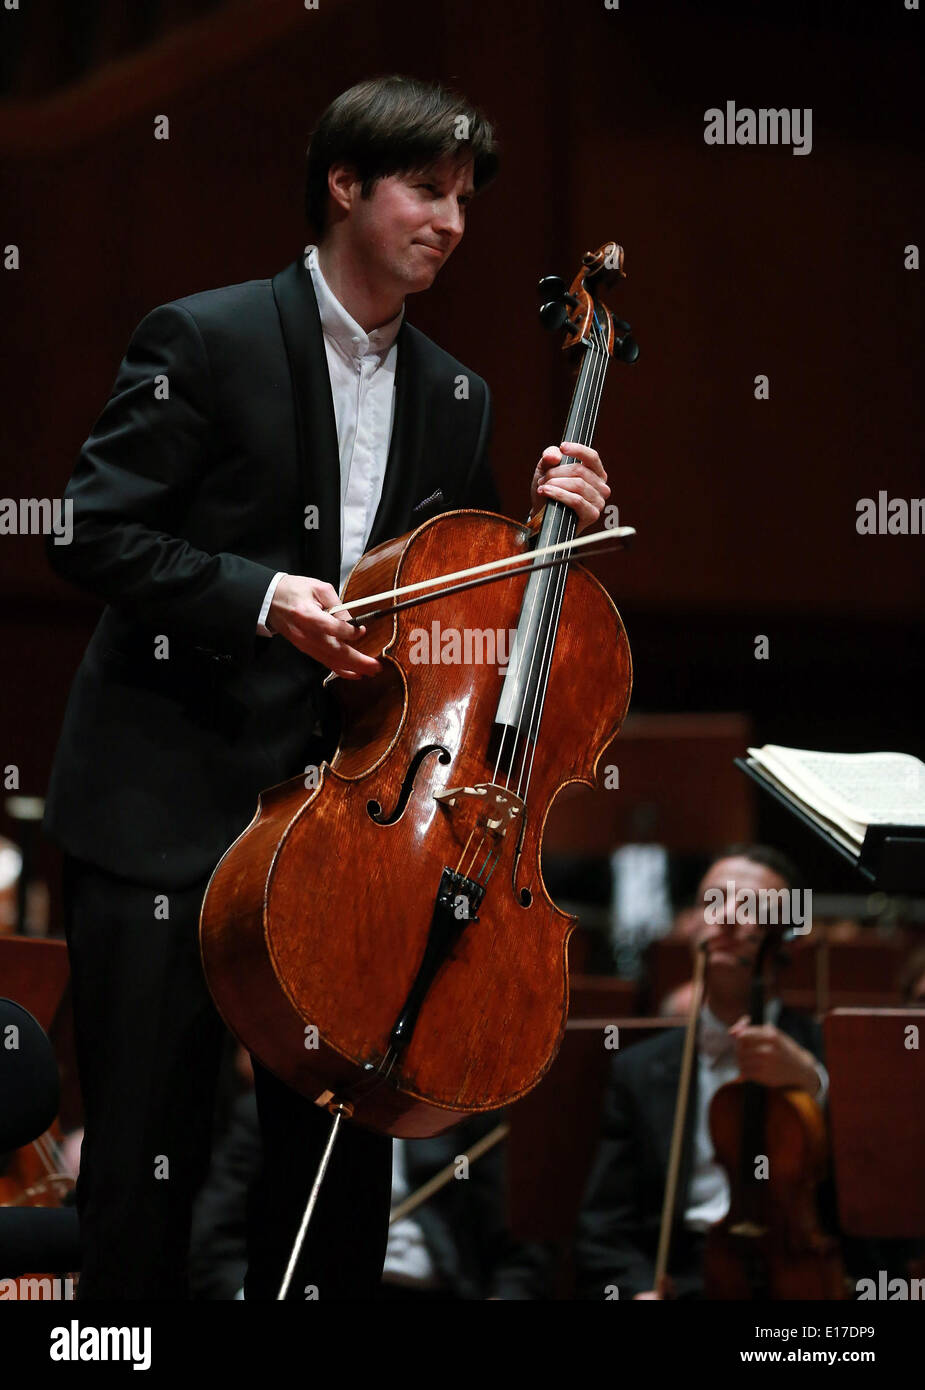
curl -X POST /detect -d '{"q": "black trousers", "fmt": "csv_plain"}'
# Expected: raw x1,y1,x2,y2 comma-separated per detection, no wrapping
62,853,392,1300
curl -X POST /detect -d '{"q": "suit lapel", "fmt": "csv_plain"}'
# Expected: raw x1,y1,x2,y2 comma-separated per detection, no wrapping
649,1033,700,1221
271,257,342,588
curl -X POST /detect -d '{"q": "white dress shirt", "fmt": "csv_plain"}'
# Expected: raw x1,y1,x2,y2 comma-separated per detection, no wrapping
382,1140,443,1288
256,244,404,634
683,997,829,1232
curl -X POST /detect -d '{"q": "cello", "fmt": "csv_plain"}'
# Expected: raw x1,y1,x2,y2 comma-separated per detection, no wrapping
200,243,638,1143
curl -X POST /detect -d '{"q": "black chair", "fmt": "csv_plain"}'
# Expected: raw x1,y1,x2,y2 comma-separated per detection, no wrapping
0,998,80,1280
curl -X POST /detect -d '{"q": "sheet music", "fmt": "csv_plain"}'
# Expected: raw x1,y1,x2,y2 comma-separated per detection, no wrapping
747,746,925,840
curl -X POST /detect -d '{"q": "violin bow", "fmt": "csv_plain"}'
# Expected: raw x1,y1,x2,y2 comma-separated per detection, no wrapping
388,1121,510,1225
653,940,708,1298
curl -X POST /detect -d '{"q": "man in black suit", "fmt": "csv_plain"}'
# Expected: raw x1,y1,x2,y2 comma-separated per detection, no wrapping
44,75,612,1300
574,846,831,1300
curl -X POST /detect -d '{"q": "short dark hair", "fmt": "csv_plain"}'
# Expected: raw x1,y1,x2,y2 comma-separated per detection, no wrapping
710,843,805,893
304,75,499,236
705,844,806,964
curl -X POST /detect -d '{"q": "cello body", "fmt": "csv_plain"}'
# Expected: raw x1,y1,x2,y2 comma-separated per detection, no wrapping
200,508,631,1137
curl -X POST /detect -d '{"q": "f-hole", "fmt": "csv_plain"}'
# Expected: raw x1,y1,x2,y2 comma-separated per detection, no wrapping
510,826,532,908
367,744,451,825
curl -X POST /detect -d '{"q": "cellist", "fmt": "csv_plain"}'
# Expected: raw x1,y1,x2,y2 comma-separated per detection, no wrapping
574,845,829,1300
43,75,612,1301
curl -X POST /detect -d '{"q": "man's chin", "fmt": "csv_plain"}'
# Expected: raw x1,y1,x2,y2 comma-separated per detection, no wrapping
402,266,440,294
706,950,745,972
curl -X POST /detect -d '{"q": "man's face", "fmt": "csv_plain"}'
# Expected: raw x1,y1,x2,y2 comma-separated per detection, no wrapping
694,855,790,979
334,153,474,295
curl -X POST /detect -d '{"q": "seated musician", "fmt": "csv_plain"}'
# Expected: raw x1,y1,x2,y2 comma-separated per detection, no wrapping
189,1049,545,1300
574,844,828,1300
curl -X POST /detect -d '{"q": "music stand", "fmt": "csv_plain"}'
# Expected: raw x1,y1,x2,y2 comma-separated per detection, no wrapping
735,757,925,893
824,1008,925,1239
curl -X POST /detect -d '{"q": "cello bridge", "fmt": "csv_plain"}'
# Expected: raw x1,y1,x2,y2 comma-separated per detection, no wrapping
433,782,524,839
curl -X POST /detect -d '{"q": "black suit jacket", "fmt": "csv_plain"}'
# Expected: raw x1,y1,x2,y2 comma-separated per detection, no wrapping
574,1009,826,1300
44,256,500,888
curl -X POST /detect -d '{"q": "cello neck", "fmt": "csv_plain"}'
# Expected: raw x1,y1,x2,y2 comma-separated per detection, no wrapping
491,324,611,766
535,321,612,545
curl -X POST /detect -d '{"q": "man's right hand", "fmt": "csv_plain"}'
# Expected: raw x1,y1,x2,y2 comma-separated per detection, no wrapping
633,1274,674,1300
267,575,382,680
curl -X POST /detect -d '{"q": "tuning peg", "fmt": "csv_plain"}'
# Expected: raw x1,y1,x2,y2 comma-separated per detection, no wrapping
615,333,640,363
539,300,567,331
537,275,567,302
612,319,631,333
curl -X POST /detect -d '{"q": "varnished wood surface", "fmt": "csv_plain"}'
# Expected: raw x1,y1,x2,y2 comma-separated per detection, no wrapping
201,510,631,1136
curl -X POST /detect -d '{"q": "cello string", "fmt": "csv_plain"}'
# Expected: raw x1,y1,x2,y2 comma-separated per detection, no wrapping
454,827,477,876
518,314,611,803
479,309,610,878
495,335,601,800
470,338,603,885
511,317,608,796
519,314,609,796
500,329,604,793
492,326,602,789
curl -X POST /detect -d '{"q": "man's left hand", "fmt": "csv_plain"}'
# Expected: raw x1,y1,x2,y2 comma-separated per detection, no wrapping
530,442,610,534
729,1019,821,1097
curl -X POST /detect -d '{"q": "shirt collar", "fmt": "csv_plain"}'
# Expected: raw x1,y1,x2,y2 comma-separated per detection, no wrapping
306,244,404,360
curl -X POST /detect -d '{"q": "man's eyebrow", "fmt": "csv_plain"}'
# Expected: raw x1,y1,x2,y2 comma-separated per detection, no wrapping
411,167,475,198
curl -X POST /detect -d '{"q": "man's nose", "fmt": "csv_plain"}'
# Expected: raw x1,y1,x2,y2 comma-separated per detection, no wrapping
432,196,464,238
711,908,739,939
719,891,745,926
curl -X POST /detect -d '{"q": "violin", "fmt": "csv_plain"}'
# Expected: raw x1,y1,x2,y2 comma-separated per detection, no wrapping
0,1123,76,1298
200,243,638,1139
0,1124,73,1211
0,1123,77,1295
702,930,847,1299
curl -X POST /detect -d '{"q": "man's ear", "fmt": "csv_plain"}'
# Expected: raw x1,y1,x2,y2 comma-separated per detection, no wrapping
327,163,360,218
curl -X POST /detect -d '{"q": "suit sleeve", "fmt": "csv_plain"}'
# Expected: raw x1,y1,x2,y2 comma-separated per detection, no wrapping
573,1059,657,1300
461,383,502,513
46,302,277,664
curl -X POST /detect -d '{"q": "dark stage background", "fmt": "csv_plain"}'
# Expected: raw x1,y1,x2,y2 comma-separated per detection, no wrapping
1,0,922,899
